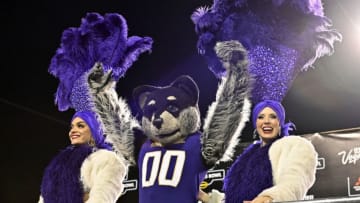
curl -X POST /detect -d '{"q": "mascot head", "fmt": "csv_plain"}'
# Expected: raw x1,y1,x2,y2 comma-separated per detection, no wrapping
133,75,201,145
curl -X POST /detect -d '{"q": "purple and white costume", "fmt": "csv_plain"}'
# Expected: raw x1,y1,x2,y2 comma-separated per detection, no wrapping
191,0,340,202
39,12,152,203
138,133,207,203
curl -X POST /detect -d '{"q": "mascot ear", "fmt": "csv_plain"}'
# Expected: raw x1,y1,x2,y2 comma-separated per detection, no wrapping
133,85,157,110
171,75,199,104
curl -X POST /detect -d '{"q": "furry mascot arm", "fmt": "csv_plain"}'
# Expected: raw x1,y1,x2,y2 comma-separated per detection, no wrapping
87,63,140,166
201,40,252,167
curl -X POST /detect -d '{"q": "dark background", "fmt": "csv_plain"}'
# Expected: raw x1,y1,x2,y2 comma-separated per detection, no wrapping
2,0,360,202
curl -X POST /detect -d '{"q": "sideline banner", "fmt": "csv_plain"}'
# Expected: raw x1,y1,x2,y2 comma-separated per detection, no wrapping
304,128,360,199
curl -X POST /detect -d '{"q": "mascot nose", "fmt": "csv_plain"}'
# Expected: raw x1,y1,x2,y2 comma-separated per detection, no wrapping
152,118,163,129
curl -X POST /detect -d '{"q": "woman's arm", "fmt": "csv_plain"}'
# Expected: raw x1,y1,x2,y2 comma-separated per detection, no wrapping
198,189,225,203
258,136,318,202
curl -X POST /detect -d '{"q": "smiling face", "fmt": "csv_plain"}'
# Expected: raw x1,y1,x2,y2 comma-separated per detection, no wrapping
256,107,281,145
69,117,92,145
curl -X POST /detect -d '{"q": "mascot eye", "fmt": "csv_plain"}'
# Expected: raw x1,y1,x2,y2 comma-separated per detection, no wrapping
167,104,179,113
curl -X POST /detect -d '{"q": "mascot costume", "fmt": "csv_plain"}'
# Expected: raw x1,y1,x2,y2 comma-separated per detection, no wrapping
191,0,342,202
40,12,152,202
86,40,252,203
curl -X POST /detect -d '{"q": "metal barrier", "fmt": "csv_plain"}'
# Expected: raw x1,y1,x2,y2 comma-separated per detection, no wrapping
283,196,360,203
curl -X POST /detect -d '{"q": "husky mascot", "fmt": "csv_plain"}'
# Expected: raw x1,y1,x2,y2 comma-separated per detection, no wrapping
87,40,251,203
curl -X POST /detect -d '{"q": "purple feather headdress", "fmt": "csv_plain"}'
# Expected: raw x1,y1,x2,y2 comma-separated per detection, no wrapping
49,12,153,111
192,0,342,103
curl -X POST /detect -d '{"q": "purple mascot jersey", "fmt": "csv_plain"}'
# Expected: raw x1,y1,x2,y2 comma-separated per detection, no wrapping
138,132,207,203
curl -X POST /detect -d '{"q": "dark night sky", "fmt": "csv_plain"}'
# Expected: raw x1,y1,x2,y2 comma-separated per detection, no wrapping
2,0,360,202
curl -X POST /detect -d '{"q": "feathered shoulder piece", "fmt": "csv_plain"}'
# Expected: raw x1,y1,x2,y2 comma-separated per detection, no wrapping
49,12,153,111
191,0,342,103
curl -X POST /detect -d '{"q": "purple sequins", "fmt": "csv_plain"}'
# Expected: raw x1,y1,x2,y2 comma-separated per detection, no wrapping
248,46,298,104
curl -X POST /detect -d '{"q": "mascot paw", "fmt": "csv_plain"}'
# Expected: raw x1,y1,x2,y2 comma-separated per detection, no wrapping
214,40,248,72
88,62,114,92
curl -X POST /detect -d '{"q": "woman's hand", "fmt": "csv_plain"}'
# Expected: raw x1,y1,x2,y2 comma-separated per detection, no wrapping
198,189,210,203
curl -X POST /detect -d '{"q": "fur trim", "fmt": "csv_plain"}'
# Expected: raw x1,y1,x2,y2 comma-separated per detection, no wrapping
201,40,252,166
258,136,318,201
40,145,93,203
221,97,251,161
223,142,273,203
81,149,127,203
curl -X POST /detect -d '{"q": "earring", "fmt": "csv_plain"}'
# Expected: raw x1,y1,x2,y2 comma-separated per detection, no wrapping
253,129,259,140
88,138,96,147
278,130,281,137
278,126,282,137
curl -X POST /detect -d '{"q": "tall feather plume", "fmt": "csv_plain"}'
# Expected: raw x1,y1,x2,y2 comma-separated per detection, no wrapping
49,12,153,163
49,12,153,111
191,6,211,25
119,36,153,78
192,0,342,104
